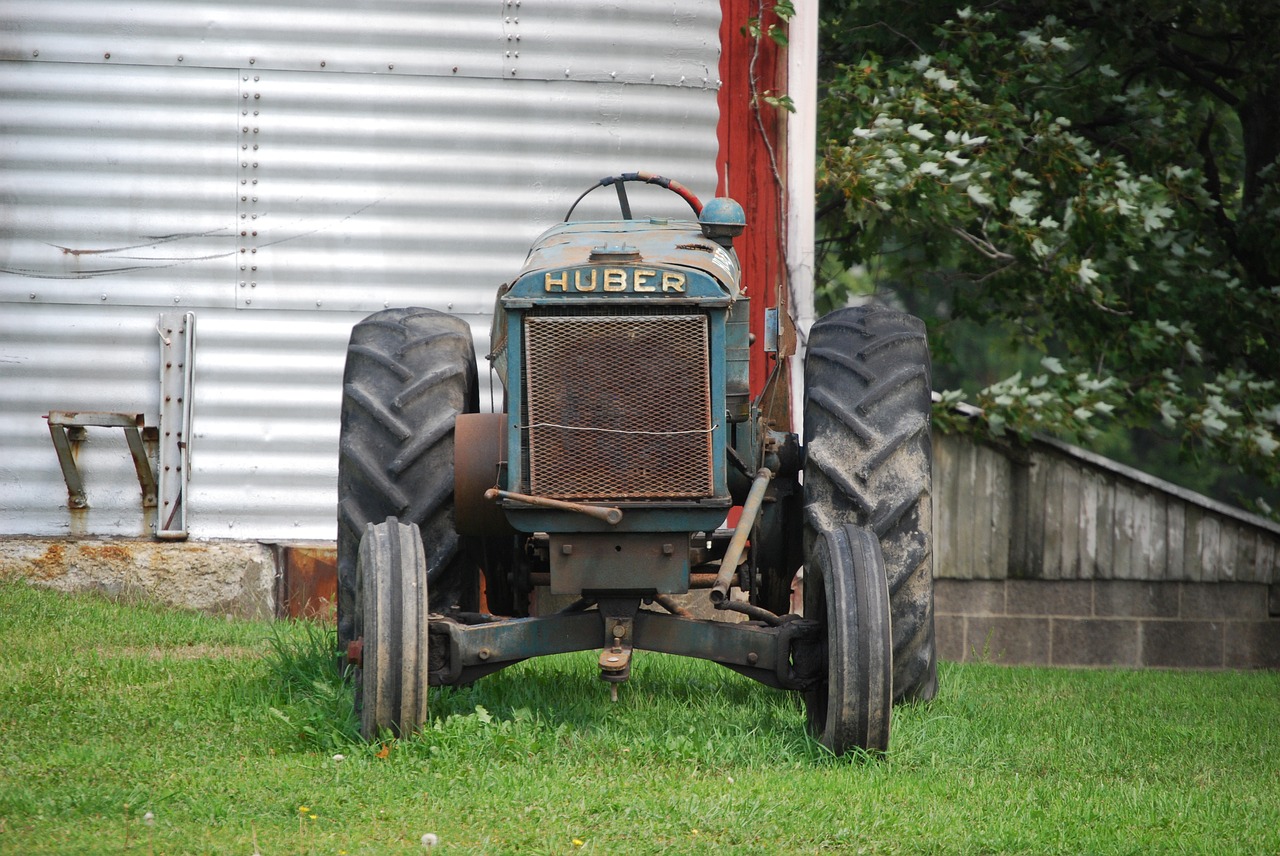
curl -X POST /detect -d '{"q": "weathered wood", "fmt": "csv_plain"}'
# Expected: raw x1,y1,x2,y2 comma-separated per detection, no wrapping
932,432,1279,584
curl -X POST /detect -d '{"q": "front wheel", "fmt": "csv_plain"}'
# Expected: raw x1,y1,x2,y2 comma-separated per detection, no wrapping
356,518,430,740
804,524,893,755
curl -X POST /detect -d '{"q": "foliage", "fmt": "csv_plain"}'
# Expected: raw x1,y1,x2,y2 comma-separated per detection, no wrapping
816,1,1280,502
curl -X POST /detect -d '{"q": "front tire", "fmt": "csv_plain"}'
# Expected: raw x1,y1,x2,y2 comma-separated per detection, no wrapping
804,524,893,754
803,306,937,702
357,518,430,740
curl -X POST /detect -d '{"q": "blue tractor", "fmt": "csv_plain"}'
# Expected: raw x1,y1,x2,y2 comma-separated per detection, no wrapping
336,174,935,754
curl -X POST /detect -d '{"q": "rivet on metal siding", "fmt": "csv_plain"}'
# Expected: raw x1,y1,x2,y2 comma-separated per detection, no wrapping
104,53,110,59
250,282,256,287
241,231,247,237
251,231,257,236
251,248,257,253
511,68,517,75
254,93,260,99
565,69,570,77
251,265,257,271
100,294,107,300
241,196,247,202
177,56,183,62
240,282,246,287
253,144,258,150
316,300,323,307
249,58,255,64
252,197,258,202
32,50,38,57
173,296,181,304
388,64,394,70
245,299,251,305
242,144,248,150
610,71,616,78
254,75,259,81
452,66,458,73
29,293,36,300
243,93,249,99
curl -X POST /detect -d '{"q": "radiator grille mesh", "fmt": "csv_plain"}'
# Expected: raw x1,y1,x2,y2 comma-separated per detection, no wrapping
523,314,713,500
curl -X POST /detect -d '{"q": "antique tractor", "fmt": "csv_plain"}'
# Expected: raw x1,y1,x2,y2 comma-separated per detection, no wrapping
336,173,935,755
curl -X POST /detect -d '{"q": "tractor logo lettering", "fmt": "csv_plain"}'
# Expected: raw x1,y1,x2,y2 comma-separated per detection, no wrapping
544,268,686,294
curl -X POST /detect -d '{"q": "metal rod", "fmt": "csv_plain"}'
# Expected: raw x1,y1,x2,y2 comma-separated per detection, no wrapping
715,599,786,626
484,488,623,525
709,467,772,605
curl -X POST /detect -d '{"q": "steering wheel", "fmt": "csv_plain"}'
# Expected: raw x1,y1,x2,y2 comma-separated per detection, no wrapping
563,172,704,221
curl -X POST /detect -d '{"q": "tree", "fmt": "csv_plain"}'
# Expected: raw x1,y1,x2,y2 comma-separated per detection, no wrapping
816,0,1280,510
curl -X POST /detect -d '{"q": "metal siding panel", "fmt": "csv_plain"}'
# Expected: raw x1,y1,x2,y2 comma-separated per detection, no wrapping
0,62,239,307
0,1,720,83
513,1,721,86
240,72,719,314
0,0,721,539
0,1,501,77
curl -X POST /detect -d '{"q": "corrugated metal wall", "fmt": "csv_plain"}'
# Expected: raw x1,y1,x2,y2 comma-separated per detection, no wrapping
0,1,722,539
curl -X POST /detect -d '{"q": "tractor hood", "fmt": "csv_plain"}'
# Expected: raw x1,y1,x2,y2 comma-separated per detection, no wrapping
507,219,741,302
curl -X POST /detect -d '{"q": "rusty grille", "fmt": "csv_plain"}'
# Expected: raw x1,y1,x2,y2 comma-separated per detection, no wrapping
523,314,713,500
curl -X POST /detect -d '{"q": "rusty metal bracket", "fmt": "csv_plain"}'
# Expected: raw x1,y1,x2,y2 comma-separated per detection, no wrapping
46,411,158,510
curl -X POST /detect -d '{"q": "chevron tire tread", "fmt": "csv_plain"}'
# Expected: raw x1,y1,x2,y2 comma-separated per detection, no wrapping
803,305,937,702
337,307,477,648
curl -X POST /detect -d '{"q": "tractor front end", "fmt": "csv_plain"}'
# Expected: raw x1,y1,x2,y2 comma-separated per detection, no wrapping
337,174,937,755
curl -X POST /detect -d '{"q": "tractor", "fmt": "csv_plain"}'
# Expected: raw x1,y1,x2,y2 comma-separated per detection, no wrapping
336,173,936,755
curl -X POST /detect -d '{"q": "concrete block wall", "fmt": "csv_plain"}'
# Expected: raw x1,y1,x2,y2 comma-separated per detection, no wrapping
936,579,1280,669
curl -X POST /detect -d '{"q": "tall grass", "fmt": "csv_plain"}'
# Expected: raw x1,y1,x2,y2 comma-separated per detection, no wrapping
1,580,1277,853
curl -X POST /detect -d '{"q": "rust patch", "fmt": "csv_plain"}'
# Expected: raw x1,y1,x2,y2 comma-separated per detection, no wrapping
82,544,136,564
25,543,68,580
280,546,337,621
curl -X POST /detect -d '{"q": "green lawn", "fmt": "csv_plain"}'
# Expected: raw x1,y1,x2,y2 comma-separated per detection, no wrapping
0,580,1276,854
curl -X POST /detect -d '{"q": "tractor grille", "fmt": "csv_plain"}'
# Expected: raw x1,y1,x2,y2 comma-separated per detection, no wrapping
523,313,714,500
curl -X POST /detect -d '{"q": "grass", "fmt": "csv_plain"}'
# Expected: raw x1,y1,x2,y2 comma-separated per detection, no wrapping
0,580,1277,854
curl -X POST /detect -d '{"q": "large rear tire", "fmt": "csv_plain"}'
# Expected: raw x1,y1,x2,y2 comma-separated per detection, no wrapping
803,306,937,702
337,308,478,649
804,524,893,754
357,518,430,740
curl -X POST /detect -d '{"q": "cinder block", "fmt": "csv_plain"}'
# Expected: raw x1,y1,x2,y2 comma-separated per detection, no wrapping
1094,581,1180,618
1225,622,1280,669
1006,579,1091,616
1180,583,1268,621
964,616,1050,665
1051,618,1139,667
934,614,966,662
935,579,1006,616
1142,620,1224,668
